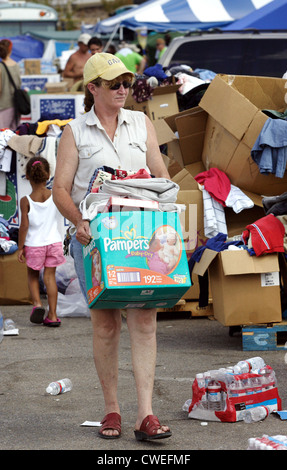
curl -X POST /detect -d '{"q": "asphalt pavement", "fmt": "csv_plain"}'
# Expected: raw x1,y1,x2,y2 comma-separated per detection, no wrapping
1,299,287,454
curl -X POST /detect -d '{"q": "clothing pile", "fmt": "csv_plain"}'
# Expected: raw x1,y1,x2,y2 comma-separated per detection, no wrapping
79,170,183,226
251,118,287,178
0,118,72,199
188,190,287,309
131,64,215,106
0,216,18,255
194,167,254,239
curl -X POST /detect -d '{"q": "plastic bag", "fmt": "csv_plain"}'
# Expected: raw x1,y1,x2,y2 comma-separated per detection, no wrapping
57,278,90,317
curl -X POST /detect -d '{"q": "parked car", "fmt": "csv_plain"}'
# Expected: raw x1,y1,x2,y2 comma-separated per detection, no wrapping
158,32,287,78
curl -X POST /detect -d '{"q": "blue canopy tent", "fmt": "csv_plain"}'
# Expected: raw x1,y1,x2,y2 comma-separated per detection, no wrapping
223,0,287,30
94,0,275,34
0,35,44,61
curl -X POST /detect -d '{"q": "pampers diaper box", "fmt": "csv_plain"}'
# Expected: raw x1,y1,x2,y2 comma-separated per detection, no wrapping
83,210,191,309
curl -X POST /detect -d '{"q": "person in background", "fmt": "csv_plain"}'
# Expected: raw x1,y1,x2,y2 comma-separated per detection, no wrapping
0,39,21,130
63,33,91,83
155,37,167,61
106,43,117,55
18,157,65,327
88,37,103,55
70,36,103,92
115,41,146,74
53,53,172,442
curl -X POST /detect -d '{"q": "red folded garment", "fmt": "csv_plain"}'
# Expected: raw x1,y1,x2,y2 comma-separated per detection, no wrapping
194,168,231,206
242,214,285,256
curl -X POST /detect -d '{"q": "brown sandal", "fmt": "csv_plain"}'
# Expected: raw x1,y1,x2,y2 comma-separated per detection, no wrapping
98,412,121,439
134,415,172,441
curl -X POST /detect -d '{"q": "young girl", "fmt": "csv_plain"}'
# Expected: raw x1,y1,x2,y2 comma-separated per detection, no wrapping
18,156,65,327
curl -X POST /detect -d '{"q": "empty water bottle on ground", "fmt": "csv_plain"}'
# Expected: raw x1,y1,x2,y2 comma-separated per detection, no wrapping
233,357,266,374
46,378,72,395
4,319,16,331
0,310,3,343
242,406,269,423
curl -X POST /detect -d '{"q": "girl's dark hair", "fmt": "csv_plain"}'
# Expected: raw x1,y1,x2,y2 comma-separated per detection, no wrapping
25,157,50,184
0,39,12,59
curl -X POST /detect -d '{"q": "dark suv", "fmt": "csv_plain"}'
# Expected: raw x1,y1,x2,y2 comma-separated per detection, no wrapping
158,32,287,78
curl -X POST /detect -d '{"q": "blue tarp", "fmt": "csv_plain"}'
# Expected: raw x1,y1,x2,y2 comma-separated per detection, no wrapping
95,0,276,34
0,35,44,62
223,0,287,30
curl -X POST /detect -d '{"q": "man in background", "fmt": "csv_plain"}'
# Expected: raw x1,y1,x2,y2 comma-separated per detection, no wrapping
88,37,103,55
155,38,167,61
63,33,91,83
115,42,146,74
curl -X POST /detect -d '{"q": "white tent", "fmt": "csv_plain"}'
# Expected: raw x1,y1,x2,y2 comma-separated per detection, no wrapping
95,0,275,34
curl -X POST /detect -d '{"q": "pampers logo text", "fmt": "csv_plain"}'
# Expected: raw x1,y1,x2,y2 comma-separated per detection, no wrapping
104,238,149,254
83,238,97,258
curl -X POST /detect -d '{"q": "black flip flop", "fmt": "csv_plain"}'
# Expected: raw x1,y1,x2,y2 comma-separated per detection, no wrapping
30,306,45,324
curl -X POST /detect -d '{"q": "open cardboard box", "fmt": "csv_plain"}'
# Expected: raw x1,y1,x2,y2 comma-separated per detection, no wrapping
200,74,287,196
193,249,282,326
125,84,180,122
165,106,207,169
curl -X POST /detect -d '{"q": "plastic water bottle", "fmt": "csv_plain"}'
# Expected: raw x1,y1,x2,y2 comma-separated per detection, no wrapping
196,373,207,409
207,380,222,411
46,378,72,395
233,357,265,374
242,406,269,423
4,319,16,331
182,398,192,411
0,310,3,343
248,435,287,450
258,366,276,390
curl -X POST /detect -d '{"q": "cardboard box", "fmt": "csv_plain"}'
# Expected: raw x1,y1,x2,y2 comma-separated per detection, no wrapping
31,93,84,121
0,252,32,305
193,249,282,326
200,74,287,196
83,210,191,309
24,59,41,75
45,81,69,93
21,74,61,92
125,85,180,121
165,106,207,168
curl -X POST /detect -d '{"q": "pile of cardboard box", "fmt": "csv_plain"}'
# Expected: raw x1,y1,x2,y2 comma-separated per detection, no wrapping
156,74,287,327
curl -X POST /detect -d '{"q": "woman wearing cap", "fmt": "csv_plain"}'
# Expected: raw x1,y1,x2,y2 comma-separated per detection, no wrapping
53,53,172,442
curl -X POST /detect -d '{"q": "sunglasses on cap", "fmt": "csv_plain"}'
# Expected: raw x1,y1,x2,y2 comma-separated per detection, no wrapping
108,80,132,90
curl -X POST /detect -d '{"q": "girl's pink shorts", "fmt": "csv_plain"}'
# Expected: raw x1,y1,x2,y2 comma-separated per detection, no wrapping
24,242,66,271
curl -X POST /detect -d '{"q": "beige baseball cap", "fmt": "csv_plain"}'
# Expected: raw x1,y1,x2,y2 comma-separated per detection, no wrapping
78,33,91,45
83,52,134,86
